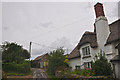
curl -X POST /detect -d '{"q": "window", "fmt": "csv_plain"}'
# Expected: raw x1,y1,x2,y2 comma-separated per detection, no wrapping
82,46,90,57
84,62,91,68
75,66,80,70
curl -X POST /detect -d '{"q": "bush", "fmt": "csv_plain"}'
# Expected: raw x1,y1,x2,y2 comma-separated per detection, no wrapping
70,68,95,76
2,61,30,74
91,50,112,76
2,71,7,79
47,48,68,75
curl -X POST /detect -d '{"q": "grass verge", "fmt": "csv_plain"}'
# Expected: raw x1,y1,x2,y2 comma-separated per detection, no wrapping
6,70,32,76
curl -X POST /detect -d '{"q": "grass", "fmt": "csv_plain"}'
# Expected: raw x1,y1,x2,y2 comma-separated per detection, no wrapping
6,70,32,76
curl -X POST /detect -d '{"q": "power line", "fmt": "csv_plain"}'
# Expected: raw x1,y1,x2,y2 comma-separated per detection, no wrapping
28,16,88,40
30,41,71,52
31,41,57,49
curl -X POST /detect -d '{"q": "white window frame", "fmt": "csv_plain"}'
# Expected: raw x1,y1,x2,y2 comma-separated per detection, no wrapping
84,62,91,68
82,46,90,57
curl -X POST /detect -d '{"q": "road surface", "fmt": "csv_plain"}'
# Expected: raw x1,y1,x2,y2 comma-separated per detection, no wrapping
30,68,48,79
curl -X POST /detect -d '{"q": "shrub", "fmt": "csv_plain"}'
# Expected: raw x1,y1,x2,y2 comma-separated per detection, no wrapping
70,69,95,76
2,71,7,79
2,61,30,74
47,48,68,75
91,50,112,76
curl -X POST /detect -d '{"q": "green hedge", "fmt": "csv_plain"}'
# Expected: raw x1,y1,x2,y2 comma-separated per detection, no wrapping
2,61,30,74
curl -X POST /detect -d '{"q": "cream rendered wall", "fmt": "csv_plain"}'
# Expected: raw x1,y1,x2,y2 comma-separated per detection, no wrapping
69,57,81,70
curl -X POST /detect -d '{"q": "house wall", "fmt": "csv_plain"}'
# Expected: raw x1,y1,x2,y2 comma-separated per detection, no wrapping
95,16,110,48
79,42,118,69
118,62,120,79
80,43,94,69
40,61,44,68
113,62,120,79
69,57,81,70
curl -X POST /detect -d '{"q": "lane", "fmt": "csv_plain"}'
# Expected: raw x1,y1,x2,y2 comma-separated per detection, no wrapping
31,68,47,79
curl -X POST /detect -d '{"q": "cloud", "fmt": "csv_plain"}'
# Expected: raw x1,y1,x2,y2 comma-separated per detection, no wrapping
50,37,74,53
39,21,53,28
3,26,9,30
104,2,118,18
31,37,74,59
118,1,120,18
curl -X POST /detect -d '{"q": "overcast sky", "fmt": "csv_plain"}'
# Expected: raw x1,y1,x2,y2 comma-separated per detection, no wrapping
2,2,119,59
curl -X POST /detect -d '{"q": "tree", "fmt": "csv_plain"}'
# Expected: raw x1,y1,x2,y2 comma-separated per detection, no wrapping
47,48,67,75
1,42,30,63
22,49,30,59
91,50,112,76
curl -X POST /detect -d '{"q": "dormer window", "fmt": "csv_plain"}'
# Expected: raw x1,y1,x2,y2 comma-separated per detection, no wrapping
82,46,90,57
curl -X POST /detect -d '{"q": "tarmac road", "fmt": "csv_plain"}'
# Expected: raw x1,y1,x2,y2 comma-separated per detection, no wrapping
31,68,48,80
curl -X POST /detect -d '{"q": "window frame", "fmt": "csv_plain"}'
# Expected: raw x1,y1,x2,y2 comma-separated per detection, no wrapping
82,46,90,57
84,62,91,68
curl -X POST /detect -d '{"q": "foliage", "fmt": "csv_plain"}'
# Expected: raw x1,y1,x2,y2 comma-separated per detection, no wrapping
91,50,112,76
22,49,30,59
30,60,39,68
2,61,31,75
46,70,59,80
1,42,30,64
69,68,95,76
2,71,7,79
64,59,69,64
5,70,32,76
47,48,68,75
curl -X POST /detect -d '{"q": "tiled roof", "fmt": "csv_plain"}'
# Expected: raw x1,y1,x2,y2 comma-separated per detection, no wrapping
34,54,48,61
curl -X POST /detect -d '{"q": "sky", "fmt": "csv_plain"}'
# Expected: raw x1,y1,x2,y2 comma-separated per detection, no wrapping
1,1,119,59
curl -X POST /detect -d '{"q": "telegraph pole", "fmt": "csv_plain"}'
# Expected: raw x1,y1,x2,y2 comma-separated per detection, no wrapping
29,42,32,61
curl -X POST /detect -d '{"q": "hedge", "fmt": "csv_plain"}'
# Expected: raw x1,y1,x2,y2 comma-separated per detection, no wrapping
2,61,30,74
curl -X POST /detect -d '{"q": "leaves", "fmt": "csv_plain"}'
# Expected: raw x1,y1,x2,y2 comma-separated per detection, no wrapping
47,48,67,75
92,50,112,76
1,42,30,63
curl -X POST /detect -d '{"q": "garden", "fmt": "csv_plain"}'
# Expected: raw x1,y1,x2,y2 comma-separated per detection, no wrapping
55,50,113,79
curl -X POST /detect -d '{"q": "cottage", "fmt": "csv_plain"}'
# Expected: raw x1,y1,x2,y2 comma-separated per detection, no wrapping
110,43,120,79
34,54,48,69
68,2,120,79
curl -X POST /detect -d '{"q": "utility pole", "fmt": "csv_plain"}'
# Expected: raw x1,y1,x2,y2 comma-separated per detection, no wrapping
29,42,32,61
67,49,68,54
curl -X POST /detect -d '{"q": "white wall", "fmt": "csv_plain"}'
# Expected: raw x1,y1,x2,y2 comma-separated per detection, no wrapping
118,63,120,79
69,57,81,70
79,42,118,69
113,62,120,79
80,43,93,69
95,16,110,47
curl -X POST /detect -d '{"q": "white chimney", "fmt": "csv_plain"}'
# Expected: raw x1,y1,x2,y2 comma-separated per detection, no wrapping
94,3,110,48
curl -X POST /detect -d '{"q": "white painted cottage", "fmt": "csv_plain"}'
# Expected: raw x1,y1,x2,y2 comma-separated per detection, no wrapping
68,2,120,79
